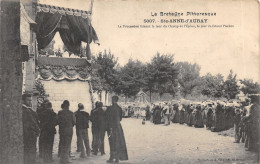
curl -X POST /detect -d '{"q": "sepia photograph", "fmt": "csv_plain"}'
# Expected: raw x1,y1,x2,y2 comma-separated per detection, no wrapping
0,0,259,163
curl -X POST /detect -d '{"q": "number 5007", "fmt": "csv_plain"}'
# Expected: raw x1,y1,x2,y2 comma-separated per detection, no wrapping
144,19,155,23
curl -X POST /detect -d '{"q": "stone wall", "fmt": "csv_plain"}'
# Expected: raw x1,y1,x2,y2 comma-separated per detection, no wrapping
41,80,93,113
21,0,38,111
0,1,24,163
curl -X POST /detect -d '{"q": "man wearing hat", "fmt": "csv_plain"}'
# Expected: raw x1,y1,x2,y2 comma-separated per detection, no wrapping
37,99,49,158
96,102,107,155
75,103,91,158
22,93,40,164
106,96,128,163
90,101,99,153
57,100,75,164
38,102,57,163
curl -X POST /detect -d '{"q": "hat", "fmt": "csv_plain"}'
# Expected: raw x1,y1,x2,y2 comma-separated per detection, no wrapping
97,102,103,108
45,102,52,109
78,103,84,110
22,93,32,101
62,100,70,108
112,96,119,102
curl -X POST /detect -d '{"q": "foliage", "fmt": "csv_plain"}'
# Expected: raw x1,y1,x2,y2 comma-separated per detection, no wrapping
116,59,146,99
200,73,224,98
240,79,260,95
91,50,119,93
223,70,239,99
147,53,179,99
35,79,46,97
35,79,48,106
177,62,201,97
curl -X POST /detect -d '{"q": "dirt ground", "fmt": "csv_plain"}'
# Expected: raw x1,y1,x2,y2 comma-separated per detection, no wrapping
37,118,258,164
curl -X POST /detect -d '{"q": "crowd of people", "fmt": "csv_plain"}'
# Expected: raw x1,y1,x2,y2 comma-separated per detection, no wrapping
21,92,259,164
22,94,128,164
142,95,259,152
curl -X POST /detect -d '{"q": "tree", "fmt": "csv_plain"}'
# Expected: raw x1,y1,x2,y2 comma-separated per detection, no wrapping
200,73,224,98
223,70,239,99
240,79,260,95
146,53,179,100
117,59,146,102
35,79,49,107
91,50,119,93
177,62,201,98
143,63,157,102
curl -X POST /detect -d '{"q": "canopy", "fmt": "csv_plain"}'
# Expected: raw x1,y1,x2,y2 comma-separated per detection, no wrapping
36,3,99,59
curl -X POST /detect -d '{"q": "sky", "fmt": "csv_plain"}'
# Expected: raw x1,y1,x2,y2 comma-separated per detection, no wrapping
39,0,259,82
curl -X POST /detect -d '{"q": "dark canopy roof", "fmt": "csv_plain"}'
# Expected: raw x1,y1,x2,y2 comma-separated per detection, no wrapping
36,3,99,60
37,56,91,67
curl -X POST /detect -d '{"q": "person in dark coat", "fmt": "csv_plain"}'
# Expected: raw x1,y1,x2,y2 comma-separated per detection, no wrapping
145,105,151,121
74,108,81,153
206,104,214,129
239,104,248,143
37,99,49,159
244,95,260,152
22,93,40,164
233,108,241,143
187,104,194,126
201,104,207,126
172,103,179,123
191,105,197,126
90,101,99,153
75,103,91,158
211,103,221,132
38,102,57,163
96,102,109,155
223,105,229,130
97,102,111,155
194,104,204,128
92,101,105,155
90,101,100,155
107,96,128,163
219,104,226,131
153,105,161,124
185,104,191,125
226,105,235,129
57,100,75,164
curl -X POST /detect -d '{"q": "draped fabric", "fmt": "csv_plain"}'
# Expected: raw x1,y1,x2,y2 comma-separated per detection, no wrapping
65,15,99,44
59,29,81,54
66,15,92,43
36,12,62,49
65,16,98,59
37,32,57,50
36,65,91,81
36,4,99,58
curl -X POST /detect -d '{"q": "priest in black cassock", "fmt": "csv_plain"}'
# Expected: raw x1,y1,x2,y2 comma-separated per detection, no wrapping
106,96,128,163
